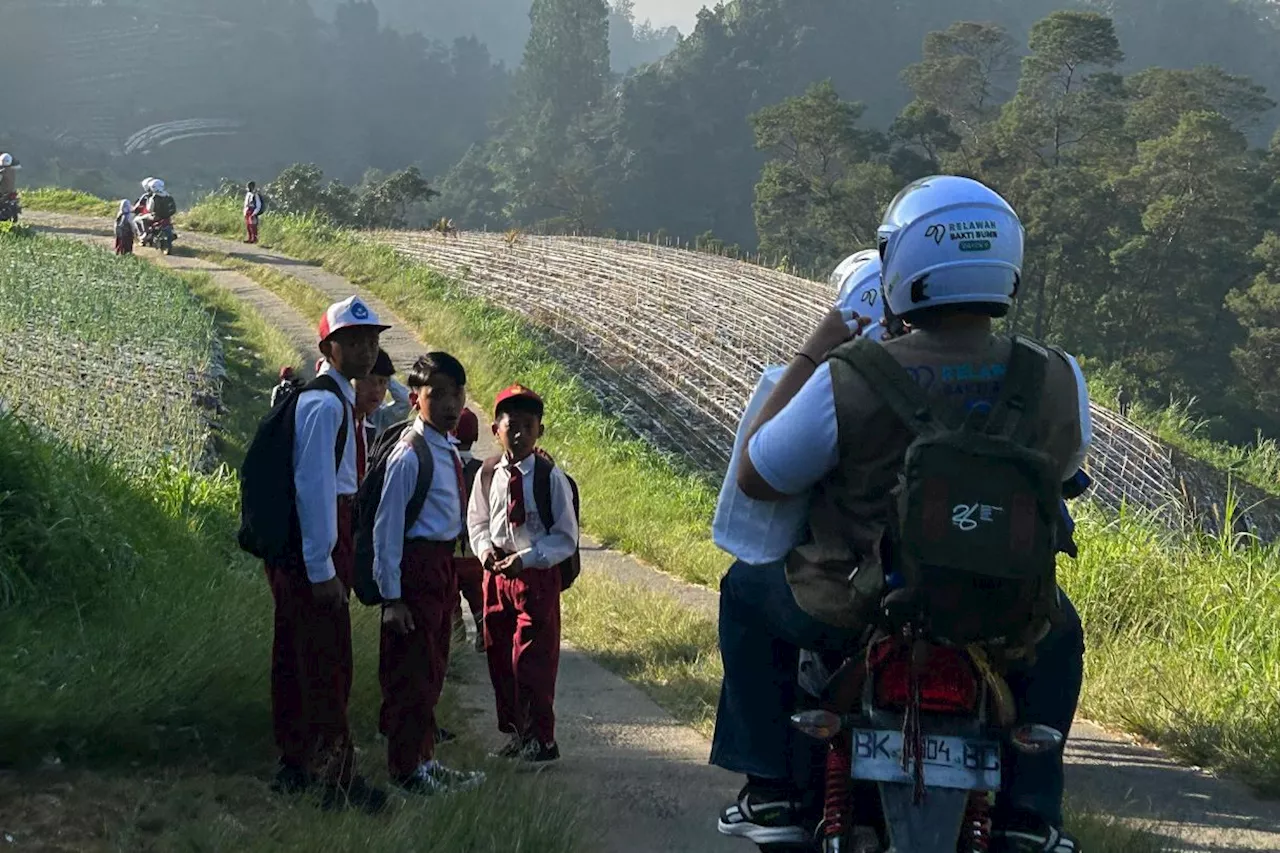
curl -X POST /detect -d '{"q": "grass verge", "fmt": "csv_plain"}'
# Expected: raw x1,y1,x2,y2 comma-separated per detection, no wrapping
0,240,586,850
22,187,117,217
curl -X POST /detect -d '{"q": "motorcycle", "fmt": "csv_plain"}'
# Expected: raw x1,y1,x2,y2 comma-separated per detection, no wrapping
0,192,20,223
139,217,177,255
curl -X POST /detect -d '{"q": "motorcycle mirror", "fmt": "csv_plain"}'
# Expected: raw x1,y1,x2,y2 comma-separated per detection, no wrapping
790,710,842,741
1010,724,1064,755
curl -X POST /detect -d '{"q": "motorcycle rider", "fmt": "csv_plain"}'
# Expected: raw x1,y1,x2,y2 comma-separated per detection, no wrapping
712,176,1089,853
0,153,21,207
134,178,176,241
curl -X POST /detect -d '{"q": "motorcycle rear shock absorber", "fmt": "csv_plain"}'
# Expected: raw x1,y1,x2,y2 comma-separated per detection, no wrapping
962,791,994,853
820,736,852,852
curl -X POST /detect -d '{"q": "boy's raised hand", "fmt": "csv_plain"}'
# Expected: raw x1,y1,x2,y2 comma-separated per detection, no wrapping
382,600,416,635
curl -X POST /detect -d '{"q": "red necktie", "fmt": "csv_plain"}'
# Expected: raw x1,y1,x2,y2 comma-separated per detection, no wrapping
507,463,527,528
355,418,367,483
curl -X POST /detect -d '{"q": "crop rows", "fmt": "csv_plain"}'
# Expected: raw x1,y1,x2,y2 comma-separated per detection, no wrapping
0,231,223,472
375,229,1275,538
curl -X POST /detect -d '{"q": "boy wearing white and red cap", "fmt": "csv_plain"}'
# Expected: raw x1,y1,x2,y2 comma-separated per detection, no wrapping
266,295,388,811
468,384,578,764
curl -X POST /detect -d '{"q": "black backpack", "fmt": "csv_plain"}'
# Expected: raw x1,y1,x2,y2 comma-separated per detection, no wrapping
480,452,582,591
254,192,268,215
834,336,1063,651
351,420,435,606
152,194,177,219
238,375,349,562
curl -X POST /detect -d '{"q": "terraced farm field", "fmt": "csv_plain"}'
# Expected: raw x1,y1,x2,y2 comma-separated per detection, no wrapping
377,228,1280,537
0,228,221,471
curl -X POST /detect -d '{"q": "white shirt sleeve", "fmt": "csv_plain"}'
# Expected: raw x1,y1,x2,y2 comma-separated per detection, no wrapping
373,442,418,600
523,467,579,569
293,390,345,583
1062,351,1093,480
467,464,494,562
745,364,840,495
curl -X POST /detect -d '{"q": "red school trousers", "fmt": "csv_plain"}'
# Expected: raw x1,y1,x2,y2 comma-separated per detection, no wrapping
264,497,356,785
245,211,259,243
483,562,562,745
454,554,484,622
379,540,458,780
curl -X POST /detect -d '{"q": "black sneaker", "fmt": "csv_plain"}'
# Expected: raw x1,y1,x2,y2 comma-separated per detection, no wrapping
489,733,526,759
394,762,486,795
717,784,809,846
320,775,390,815
994,811,1080,853
269,761,312,795
517,739,560,765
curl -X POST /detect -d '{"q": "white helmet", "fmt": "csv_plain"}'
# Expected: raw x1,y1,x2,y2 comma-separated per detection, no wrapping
142,177,157,191
831,249,888,342
0,153,12,167
151,178,166,194
877,175,1024,319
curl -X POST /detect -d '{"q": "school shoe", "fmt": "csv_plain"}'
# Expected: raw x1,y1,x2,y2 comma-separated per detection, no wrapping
993,812,1080,853
517,739,560,766
395,761,486,796
270,761,312,795
319,775,390,815
717,784,809,846
489,733,526,760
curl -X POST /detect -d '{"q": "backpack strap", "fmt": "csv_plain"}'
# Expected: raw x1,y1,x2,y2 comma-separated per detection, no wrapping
532,454,556,529
480,455,501,507
830,336,956,438
402,430,435,528
304,374,349,471
983,337,1049,443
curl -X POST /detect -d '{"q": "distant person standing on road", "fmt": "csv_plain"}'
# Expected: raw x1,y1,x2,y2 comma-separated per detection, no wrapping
244,181,264,244
1117,385,1133,418
114,200,135,255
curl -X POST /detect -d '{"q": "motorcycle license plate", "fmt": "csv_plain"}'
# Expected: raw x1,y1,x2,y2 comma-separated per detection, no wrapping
849,728,1001,791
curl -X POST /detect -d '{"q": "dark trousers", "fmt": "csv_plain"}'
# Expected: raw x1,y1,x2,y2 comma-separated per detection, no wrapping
482,562,562,745
453,554,484,624
709,559,1084,826
379,540,457,780
264,499,355,785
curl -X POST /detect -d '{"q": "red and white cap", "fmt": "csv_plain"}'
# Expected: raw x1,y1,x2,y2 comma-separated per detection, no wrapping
493,383,544,416
317,295,390,343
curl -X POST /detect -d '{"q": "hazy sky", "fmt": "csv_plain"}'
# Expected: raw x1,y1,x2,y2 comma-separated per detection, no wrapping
634,0,703,31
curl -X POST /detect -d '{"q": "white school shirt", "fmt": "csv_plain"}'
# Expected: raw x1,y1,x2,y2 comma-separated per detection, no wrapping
467,454,578,571
244,191,262,216
747,350,1093,496
373,418,466,600
293,363,358,583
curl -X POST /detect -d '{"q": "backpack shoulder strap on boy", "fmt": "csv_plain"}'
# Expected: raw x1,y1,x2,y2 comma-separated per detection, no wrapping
980,336,1049,443
402,429,435,529
304,373,350,468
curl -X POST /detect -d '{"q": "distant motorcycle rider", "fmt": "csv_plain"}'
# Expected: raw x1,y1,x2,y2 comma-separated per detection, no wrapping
712,176,1090,853
133,177,176,240
0,153,21,202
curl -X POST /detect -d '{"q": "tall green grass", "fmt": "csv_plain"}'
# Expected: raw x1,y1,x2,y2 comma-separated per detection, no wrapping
0,239,586,849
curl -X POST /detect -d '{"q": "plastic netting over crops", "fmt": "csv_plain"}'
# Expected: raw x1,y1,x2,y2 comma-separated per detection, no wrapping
0,230,223,472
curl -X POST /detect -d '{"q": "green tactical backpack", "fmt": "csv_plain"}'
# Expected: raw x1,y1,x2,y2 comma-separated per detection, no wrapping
832,335,1064,651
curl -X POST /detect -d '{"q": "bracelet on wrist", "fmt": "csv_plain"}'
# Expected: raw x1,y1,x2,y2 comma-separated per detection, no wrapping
795,351,819,367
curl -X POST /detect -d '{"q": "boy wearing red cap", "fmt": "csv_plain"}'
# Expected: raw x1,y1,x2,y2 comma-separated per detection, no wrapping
468,385,579,763
451,407,485,651
374,352,485,793
267,295,388,811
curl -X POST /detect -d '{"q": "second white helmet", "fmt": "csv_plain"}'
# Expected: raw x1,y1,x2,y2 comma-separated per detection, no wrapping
877,175,1024,319
0,153,12,168
151,178,166,194
831,249,889,342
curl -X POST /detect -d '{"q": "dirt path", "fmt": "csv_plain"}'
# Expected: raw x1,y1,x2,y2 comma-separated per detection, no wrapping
28,211,1280,852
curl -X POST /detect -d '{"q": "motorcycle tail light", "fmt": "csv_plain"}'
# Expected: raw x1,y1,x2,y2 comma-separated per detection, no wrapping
872,643,979,714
